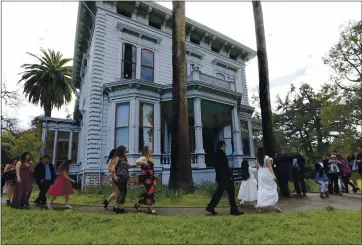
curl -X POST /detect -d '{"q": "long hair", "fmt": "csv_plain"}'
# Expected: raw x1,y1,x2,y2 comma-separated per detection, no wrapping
107,149,116,163
57,159,72,172
241,160,250,181
21,152,31,163
142,146,153,167
257,147,265,167
114,145,127,160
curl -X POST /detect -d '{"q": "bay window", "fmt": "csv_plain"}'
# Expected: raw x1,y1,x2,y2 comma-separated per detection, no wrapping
141,49,154,82
139,103,154,151
115,103,129,150
122,43,136,79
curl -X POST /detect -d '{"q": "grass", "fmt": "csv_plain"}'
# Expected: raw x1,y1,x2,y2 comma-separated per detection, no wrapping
27,179,361,207
1,207,361,244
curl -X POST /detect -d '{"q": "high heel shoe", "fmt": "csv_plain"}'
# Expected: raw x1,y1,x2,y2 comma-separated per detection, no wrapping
103,200,109,209
113,206,119,214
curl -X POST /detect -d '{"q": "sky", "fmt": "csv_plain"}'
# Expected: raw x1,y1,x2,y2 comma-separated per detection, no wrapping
2,1,361,130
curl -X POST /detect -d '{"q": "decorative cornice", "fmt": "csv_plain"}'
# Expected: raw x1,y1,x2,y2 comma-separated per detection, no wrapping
186,44,205,59
116,22,162,44
212,58,240,71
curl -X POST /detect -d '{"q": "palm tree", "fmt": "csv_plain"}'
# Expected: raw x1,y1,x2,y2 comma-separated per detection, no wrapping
169,1,194,191
252,1,276,157
18,48,74,117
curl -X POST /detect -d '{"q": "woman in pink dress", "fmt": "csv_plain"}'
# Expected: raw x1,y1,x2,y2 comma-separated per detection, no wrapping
46,159,75,209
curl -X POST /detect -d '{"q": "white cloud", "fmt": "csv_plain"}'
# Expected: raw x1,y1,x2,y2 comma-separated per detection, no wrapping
2,2,361,128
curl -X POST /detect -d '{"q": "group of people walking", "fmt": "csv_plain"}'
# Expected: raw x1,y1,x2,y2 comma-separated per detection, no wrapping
2,143,361,216
102,145,157,215
2,153,75,209
206,141,282,215
317,147,362,197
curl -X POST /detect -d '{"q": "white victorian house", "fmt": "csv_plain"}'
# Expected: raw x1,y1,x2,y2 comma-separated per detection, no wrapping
38,1,259,188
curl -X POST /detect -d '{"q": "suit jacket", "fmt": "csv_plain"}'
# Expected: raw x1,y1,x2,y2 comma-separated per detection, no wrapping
278,154,294,174
34,162,56,184
214,149,232,182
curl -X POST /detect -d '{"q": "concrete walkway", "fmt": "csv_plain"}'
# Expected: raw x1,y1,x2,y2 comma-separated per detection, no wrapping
3,193,360,216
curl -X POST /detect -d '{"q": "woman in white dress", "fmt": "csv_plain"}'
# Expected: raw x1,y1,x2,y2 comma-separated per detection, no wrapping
238,160,258,208
256,147,282,212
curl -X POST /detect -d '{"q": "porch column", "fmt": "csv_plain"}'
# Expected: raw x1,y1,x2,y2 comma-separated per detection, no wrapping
163,120,168,153
247,119,255,158
52,129,58,165
68,131,73,160
136,46,141,80
129,97,137,153
194,98,206,168
154,102,161,154
231,106,243,168
40,122,47,156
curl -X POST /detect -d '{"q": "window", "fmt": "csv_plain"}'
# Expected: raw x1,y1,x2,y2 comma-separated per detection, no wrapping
139,103,154,151
216,73,225,80
141,49,154,82
115,103,129,150
122,43,136,79
223,125,233,156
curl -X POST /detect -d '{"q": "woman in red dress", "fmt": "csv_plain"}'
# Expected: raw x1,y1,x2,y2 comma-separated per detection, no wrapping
46,159,75,209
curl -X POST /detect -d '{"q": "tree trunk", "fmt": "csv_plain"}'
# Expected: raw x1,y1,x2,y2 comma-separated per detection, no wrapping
252,1,276,157
44,100,52,117
169,1,194,192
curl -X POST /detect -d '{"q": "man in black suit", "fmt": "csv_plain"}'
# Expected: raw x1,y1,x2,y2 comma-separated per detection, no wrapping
291,149,307,196
34,155,56,205
206,141,243,216
276,150,293,197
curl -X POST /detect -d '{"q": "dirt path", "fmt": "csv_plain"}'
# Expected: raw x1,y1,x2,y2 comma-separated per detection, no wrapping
3,192,360,216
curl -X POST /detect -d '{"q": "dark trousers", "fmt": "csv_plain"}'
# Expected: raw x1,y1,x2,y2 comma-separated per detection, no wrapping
293,168,307,194
278,171,290,196
208,179,238,213
327,173,339,194
113,179,128,205
342,174,354,193
35,180,52,205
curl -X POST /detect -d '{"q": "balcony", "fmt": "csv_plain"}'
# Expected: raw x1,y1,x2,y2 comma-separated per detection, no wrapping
189,70,236,91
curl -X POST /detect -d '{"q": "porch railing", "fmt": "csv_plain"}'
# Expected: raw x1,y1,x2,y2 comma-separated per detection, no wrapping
160,153,199,168
199,73,235,91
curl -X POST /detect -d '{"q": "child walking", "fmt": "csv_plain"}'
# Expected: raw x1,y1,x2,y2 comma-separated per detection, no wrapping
237,160,258,208
315,162,329,198
47,159,75,209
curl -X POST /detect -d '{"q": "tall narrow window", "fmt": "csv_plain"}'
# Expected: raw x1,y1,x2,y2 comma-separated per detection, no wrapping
139,103,154,151
216,73,225,80
122,43,136,79
141,49,154,82
223,125,233,156
115,103,129,150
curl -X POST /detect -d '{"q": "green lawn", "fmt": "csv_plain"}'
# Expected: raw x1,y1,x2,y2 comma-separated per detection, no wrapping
27,179,361,207
1,207,360,244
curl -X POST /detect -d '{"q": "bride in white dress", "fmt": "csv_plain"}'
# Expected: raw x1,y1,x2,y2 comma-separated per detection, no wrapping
238,160,258,208
256,147,282,212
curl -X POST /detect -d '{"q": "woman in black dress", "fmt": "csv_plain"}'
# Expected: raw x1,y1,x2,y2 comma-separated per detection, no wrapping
110,145,146,214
